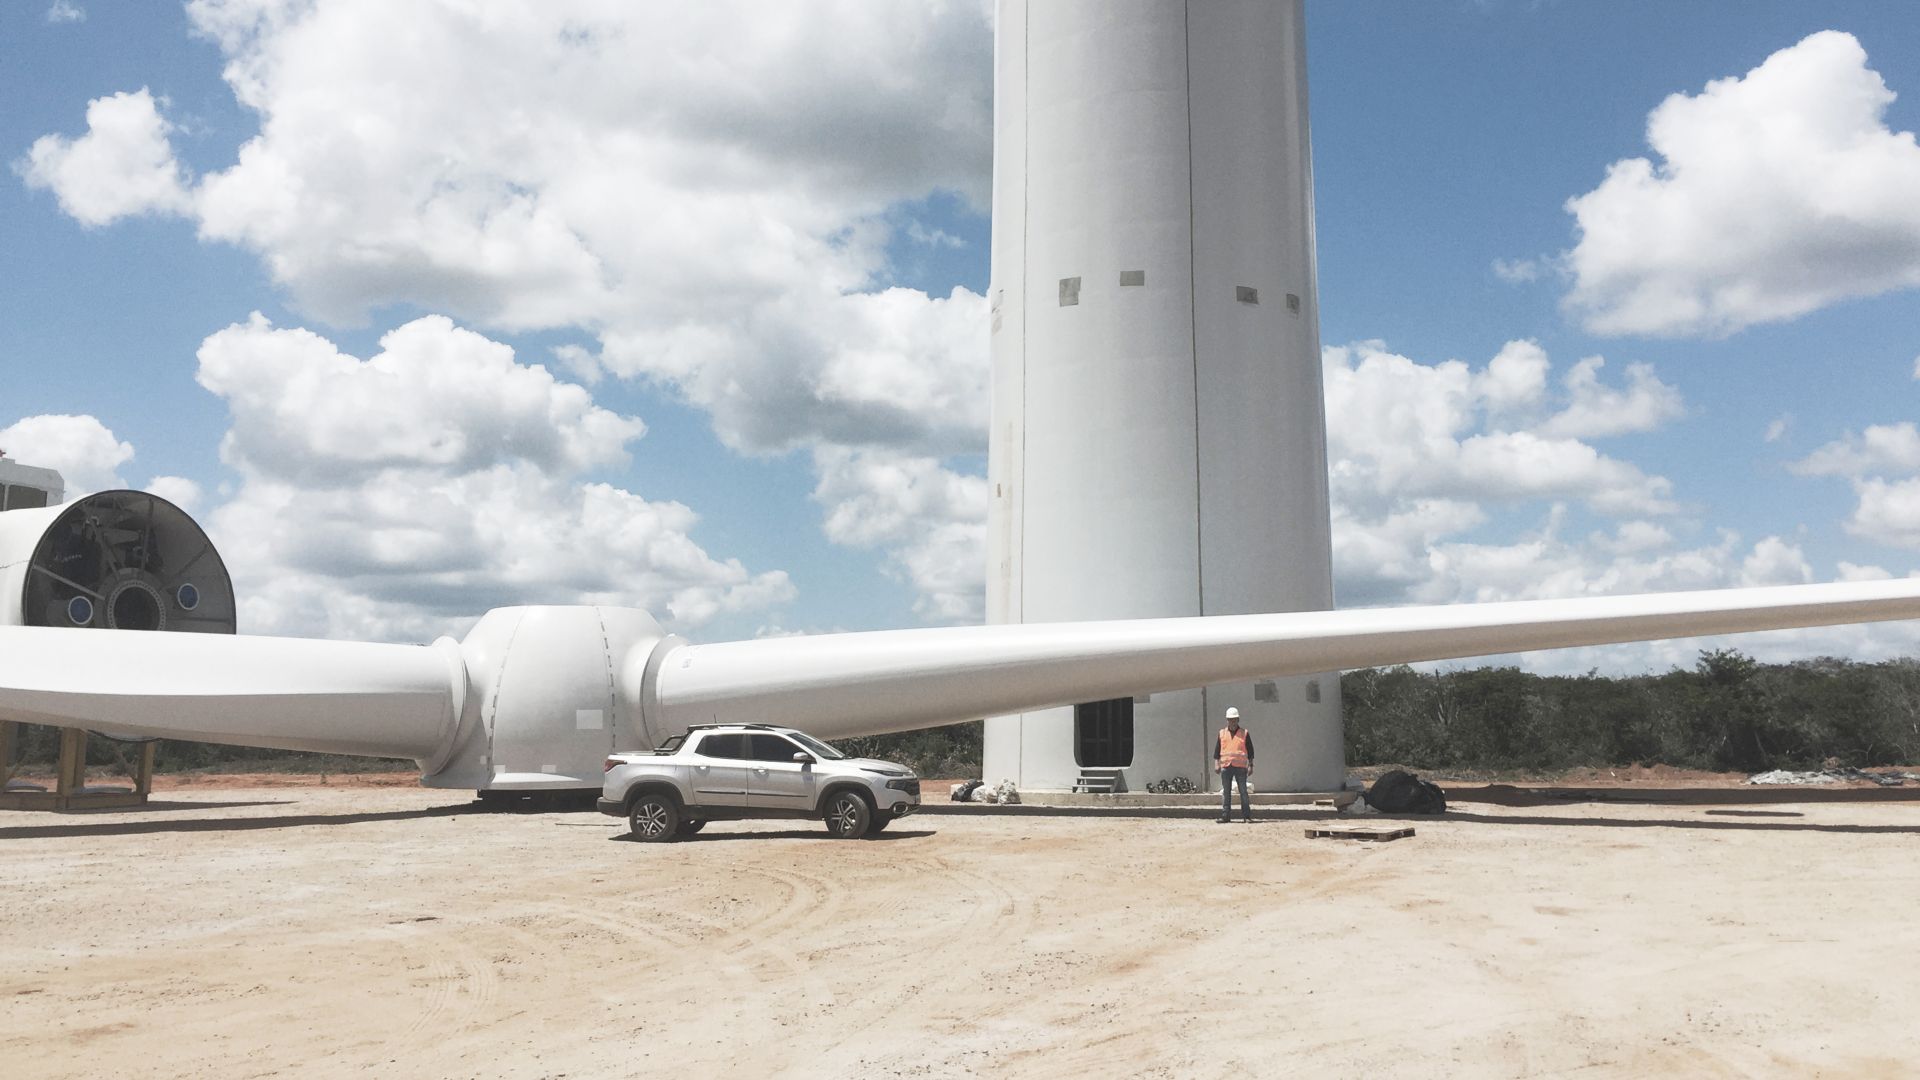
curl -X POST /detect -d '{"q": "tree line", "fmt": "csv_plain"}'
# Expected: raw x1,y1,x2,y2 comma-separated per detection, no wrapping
7,650,1918,778
1344,650,1920,773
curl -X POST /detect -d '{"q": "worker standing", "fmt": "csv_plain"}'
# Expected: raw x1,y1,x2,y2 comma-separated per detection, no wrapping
1214,707,1254,823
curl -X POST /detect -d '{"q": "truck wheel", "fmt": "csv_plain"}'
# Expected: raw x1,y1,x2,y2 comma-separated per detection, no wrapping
628,792,680,842
823,790,872,838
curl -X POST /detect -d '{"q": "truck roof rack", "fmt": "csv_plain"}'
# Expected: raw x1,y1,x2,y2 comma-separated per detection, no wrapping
682,722,787,732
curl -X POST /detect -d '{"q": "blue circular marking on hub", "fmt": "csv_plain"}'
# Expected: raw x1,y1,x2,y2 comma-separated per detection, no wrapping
177,583,200,611
68,595,94,625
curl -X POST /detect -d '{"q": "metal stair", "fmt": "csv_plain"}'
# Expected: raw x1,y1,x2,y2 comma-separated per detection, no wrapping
1071,768,1126,794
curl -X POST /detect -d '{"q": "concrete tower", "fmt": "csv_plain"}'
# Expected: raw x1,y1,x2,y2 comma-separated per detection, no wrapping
982,0,1344,793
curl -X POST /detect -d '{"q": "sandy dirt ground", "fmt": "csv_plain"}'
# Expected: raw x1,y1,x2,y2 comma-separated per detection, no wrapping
4,784,1919,1078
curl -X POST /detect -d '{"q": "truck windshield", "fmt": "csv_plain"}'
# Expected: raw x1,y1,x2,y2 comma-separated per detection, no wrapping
788,732,846,760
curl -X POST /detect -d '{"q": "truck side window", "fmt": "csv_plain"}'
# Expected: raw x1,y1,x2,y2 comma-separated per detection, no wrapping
696,733,747,759
748,734,803,762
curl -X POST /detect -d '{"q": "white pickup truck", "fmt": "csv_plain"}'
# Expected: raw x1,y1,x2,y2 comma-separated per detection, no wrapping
598,723,922,840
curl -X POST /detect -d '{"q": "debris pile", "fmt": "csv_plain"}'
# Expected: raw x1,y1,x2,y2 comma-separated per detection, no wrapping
949,779,1021,804
1362,769,1448,814
1748,767,1920,787
1146,776,1197,794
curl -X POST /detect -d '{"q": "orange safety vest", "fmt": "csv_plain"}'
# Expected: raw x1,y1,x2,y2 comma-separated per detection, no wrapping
1218,727,1249,769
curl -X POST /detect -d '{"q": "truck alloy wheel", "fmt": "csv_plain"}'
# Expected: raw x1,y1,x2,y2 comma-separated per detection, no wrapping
823,791,872,838
629,794,680,842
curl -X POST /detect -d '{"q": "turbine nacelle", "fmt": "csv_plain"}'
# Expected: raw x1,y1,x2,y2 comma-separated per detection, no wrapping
428,606,682,791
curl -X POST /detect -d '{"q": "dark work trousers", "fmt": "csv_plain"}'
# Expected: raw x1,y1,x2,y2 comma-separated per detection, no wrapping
1220,766,1251,818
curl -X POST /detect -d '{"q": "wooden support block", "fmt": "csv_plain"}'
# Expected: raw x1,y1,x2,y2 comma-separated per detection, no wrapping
0,721,16,789
0,792,56,811
0,727,157,812
1305,824,1416,842
56,727,87,797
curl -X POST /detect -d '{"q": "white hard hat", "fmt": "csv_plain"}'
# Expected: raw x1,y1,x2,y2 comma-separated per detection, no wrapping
1224,707,1240,719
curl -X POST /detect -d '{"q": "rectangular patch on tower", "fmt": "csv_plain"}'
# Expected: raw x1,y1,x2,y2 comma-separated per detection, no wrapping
1235,285,1259,304
1119,270,1146,286
1059,276,1081,306
575,709,604,731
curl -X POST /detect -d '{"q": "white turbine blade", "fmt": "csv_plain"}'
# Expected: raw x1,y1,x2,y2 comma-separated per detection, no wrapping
655,579,1920,739
0,627,464,762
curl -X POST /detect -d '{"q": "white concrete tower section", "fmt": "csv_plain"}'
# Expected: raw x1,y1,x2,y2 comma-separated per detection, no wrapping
983,0,1343,793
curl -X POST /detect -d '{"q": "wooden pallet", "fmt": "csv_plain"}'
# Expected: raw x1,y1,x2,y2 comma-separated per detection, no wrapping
1305,824,1415,842
0,724,155,811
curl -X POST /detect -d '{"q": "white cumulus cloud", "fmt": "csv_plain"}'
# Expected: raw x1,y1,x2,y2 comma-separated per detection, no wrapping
1562,31,1920,338
1537,356,1686,439
1320,336,1914,669
1792,421,1920,478
1491,257,1545,284
1324,340,1679,518
1842,478,1920,551
197,313,645,485
28,1,996,622
811,446,987,622
193,315,792,641
145,476,206,515
17,89,193,227
1789,419,1920,552
1323,340,1693,607
0,414,134,495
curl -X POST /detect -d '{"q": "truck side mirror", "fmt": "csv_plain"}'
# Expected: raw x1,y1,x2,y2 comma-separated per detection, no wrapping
792,752,815,765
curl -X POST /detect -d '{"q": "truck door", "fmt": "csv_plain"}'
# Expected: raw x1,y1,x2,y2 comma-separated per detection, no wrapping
746,733,818,811
687,732,750,807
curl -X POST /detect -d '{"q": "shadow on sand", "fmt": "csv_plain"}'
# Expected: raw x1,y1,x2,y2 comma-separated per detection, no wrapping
609,827,938,843
919,787,1920,836
0,800,486,841
1446,783,1920,807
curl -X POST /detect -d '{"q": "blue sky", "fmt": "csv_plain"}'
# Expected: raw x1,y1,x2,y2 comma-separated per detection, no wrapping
5,1,1920,672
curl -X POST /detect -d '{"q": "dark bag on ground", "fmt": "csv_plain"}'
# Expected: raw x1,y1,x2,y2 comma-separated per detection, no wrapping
951,779,984,802
1365,770,1447,814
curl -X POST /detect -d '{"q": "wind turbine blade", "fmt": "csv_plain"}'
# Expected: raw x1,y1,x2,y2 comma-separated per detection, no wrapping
654,579,1920,739
0,627,464,763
